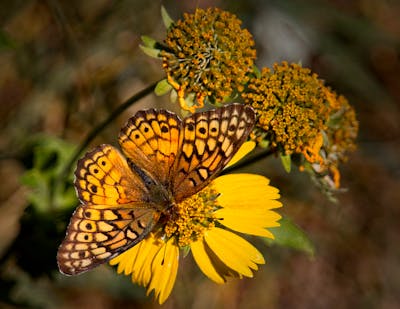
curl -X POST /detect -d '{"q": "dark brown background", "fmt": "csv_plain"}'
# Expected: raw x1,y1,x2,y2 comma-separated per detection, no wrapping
0,0,399,308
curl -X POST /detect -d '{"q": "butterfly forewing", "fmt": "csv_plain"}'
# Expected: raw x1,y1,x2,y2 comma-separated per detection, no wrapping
57,204,159,275
172,104,255,202
118,109,182,187
74,144,148,205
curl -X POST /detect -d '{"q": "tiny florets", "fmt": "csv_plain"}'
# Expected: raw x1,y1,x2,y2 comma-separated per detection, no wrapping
161,8,256,109
242,62,331,155
164,185,218,248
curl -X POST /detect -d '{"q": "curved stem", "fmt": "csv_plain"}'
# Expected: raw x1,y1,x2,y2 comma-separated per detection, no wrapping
221,147,275,175
61,81,158,178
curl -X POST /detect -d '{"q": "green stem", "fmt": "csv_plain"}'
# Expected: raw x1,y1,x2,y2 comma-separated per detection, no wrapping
221,147,274,175
61,81,158,178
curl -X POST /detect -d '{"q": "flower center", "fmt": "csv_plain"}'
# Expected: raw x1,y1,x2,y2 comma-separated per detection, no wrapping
164,185,219,248
161,7,256,106
242,62,331,155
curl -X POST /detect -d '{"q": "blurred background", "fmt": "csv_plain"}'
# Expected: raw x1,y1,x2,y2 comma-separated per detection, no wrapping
1,0,399,308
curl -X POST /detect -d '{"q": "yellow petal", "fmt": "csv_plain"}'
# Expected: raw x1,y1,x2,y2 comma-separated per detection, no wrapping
204,227,265,277
191,238,225,284
213,174,282,210
158,239,179,304
225,141,256,168
147,238,179,304
109,244,140,275
215,208,281,238
132,236,162,286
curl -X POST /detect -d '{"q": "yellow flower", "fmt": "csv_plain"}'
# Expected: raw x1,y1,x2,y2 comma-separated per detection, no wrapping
161,8,256,112
242,62,359,194
191,174,282,283
110,143,282,304
242,61,331,156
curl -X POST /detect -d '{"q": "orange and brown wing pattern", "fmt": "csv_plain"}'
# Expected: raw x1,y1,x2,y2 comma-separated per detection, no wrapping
57,204,159,275
118,109,182,187
74,144,148,205
172,104,256,202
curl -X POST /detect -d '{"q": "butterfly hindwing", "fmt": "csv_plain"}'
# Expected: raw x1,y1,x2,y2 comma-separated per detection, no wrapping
172,104,256,202
57,204,159,275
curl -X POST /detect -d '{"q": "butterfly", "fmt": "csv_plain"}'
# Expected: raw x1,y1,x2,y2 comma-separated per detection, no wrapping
57,103,256,275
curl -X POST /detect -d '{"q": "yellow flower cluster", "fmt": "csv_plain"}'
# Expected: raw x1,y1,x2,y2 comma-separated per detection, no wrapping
242,62,331,155
242,62,358,189
161,8,256,109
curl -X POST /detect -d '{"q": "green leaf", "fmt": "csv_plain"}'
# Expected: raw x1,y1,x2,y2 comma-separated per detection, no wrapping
253,65,261,78
161,6,174,29
154,79,173,96
280,153,291,173
181,245,191,258
265,217,315,257
20,169,51,212
20,135,77,212
170,89,177,103
258,139,270,149
184,93,196,110
141,35,158,48
139,45,160,58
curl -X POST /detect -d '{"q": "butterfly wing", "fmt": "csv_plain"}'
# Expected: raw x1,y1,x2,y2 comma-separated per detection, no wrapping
57,144,159,275
172,104,256,202
74,144,148,205
57,204,159,275
118,109,182,188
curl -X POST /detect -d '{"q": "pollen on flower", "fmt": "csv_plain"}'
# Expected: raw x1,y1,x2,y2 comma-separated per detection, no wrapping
164,186,219,248
242,62,331,155
242,62,358,194
161,7,256,109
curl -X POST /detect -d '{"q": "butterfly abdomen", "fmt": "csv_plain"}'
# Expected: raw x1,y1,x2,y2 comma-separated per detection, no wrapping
127,158,172,209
